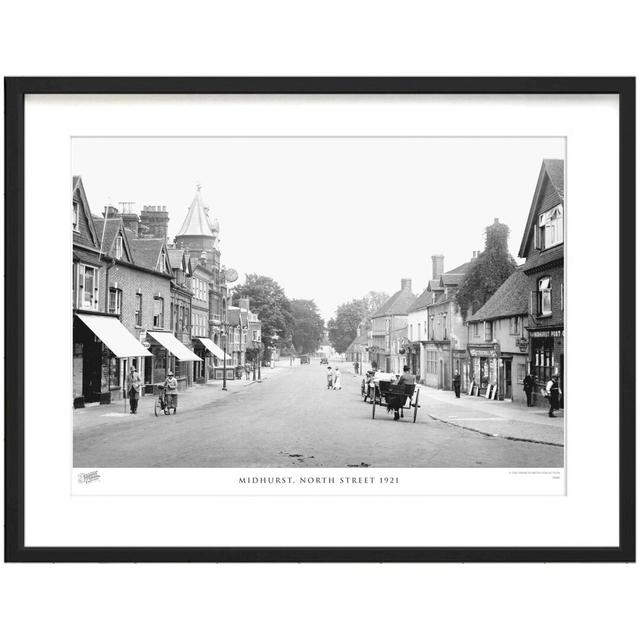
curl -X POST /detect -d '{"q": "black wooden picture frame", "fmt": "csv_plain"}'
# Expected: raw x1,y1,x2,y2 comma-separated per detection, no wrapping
4,77,636,562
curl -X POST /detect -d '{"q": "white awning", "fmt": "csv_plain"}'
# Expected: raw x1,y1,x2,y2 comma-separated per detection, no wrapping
76,313,152,358
148,331,202,361
197,337,231,361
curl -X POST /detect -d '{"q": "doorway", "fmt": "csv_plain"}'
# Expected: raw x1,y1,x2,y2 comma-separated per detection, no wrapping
504,359,512,400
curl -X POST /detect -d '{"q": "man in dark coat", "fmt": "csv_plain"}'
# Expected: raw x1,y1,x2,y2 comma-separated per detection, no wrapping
453,370,461,398
546,374,561,417
523,372,534,407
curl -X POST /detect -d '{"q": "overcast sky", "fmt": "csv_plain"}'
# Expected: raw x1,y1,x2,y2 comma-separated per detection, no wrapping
73,137,564,321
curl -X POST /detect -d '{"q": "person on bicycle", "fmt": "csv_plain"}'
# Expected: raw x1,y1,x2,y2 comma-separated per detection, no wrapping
163,370,178,412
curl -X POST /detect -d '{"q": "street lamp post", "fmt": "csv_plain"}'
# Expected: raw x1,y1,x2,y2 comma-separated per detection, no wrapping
222,326,228,391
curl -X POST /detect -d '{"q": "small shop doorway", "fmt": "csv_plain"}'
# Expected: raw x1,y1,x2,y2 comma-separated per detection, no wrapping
503,359,512,400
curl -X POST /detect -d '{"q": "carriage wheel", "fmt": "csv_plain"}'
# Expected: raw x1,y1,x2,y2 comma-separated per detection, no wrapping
371,387,376,419
154,396,162,417
413,389,420,423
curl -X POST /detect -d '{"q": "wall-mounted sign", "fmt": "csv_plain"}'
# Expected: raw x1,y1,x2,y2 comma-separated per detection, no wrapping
516,337,529,352
529,329,563,338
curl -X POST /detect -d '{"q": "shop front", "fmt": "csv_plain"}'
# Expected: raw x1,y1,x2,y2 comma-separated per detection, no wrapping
528,328,564,405
196,337,232,381
147,330,202,391
468,344,500,398
74,312,152,408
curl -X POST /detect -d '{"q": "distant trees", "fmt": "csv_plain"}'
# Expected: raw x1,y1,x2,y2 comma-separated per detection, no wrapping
456,219,517,317
233,274,294,358
290,299,325,355
327,291,389,353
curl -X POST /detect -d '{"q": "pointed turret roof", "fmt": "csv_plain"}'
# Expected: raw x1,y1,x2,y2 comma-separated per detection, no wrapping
176,185,215,238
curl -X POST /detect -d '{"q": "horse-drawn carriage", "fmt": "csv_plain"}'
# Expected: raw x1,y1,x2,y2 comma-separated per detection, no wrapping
361,372,421,422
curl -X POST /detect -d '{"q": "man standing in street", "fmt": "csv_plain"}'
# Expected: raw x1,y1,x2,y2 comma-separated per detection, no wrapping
523,371,534,407
453,370,461,398
546,374,561,417
126,365,142,414
326,366,334,389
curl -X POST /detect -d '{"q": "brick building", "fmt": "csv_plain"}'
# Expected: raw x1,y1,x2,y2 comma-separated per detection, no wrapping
518,159,565,401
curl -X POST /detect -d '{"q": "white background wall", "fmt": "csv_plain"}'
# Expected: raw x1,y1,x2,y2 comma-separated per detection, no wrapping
1,2,638,639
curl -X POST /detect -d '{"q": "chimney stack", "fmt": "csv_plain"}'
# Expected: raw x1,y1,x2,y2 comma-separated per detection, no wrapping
139,204,170,242
400,278,412,292
431,255,444,280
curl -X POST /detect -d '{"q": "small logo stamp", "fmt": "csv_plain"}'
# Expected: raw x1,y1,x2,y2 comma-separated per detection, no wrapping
77,470,101,484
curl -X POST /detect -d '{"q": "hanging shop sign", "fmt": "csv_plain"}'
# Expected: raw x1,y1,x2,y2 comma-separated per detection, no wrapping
516,337,529,352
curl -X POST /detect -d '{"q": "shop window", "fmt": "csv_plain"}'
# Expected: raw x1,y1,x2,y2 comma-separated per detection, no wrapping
537,277,552,316
135,293,142,326
153,297,164,327
108,357,120,389
108,288,122,315
532,338,554,384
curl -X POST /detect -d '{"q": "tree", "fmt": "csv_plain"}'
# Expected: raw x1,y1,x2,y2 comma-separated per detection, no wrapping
328,299,368,353
233,274,295,360
290,299,325,354
361,291,389,328
456,219,518,317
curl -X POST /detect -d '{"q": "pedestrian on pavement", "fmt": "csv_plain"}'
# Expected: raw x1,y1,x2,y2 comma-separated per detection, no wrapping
333,367,342,390
523,372,534,407
326,366,334,390
453,370,461,398
126,365,142,414
545,374,561,417
163,370,179,412
354,361,359,375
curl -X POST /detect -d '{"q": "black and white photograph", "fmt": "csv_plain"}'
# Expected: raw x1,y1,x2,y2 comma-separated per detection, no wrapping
71,136,566,472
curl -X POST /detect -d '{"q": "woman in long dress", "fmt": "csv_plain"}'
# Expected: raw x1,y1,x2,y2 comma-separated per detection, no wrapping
333,367,342,390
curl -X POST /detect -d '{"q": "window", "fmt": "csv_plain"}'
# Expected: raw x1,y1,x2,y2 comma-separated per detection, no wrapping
429,316,435,340
537,277,552,316
135,293,142,326
509,316,520,335
108,288,122,315
426,350,437,374
73,201,80,231
537,205,564,250
473,322,480,338
443,313,447,340
532,338,554,383
77,264,99,310
153,297,164,327
114,235,123,259
484,321,493,342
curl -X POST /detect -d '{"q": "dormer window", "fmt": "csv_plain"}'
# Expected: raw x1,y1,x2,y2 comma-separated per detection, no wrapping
537,205,563,250
114,235,123,259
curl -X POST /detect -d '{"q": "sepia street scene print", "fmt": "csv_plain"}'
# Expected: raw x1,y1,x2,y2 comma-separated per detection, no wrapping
72,137,565,468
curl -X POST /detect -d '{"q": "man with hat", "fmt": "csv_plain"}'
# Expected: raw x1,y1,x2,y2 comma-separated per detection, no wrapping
163,370,179,413
126,365,142,414
545,374,561,417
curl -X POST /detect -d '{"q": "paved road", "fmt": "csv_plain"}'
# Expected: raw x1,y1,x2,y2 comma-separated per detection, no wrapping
74,361,564,468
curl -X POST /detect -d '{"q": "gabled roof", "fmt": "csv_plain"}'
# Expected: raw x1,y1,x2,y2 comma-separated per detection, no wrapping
371,284,416,318
168,248,188,271
176,186,216,238
72,175,99,248
124,232,172,274
468,268,530,322
93,217,134,262
409,260,474,313
518,159,565,258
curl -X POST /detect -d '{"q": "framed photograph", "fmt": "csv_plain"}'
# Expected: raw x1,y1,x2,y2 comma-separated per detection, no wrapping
5,77,635,562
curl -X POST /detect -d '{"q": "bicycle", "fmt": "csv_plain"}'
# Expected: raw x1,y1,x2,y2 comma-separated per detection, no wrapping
154,384,177,416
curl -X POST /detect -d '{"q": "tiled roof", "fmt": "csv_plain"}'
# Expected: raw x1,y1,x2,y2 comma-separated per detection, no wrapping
176,186,215,238
73,248,103,267
522,244,564,273
345,333,369,352
409,260,475,313
93,218,121,256
469,268,530,322
168,248,185,270
125,232,166,271
543,159,564,198
371,286,416,318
